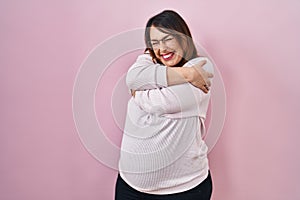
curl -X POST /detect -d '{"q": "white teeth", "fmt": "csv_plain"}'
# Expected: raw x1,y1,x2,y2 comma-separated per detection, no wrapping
163,53,172,59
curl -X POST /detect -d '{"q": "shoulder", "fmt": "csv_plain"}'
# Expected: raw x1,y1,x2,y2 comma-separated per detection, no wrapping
136,53,152,60
133,53,155,64
184,56,214,74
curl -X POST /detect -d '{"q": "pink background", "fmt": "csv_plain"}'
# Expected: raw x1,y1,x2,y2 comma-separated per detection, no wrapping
1,0,300,199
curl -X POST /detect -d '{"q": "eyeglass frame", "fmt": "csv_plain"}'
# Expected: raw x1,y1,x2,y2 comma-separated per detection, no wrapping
148,34,176,49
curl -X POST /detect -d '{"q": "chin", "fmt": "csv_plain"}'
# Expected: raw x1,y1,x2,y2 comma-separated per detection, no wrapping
164,62,176,67
161,57,181,67
163,59,181,67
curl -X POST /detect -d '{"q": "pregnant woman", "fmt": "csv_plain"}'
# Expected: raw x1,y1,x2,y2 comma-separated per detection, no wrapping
115,10,214,200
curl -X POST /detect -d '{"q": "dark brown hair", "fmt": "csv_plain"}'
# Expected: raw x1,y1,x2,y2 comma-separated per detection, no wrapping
144,10,198,66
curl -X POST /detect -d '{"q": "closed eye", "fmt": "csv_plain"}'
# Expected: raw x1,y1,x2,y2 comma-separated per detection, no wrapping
164,37,173,41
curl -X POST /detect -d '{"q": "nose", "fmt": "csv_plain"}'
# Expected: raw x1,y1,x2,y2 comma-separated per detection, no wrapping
159,42,168,53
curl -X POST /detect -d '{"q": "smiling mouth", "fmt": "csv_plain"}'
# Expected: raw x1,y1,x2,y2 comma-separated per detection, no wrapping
161,52,175,61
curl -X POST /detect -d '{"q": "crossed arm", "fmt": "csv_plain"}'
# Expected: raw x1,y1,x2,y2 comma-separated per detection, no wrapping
126,54,213,93
126,54,214,118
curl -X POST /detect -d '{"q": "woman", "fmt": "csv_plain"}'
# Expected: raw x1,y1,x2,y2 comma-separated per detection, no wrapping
116,10,214,200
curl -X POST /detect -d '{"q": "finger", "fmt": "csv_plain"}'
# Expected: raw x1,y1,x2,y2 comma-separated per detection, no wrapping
200,60,207,67
207,72,214,78
194,60,207,68
131,89,136,97
204,84,210,91
202,85,209,93
206,80,211,87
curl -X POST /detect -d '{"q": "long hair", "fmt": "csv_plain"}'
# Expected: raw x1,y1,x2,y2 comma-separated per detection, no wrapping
144,10,198,66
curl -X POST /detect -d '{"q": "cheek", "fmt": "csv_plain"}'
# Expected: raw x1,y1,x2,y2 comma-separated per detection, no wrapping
168,43,178,50
171,42,184,55
154,49,160,57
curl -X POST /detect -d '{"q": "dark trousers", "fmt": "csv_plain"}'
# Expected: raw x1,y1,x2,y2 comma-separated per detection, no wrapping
115,171,213,200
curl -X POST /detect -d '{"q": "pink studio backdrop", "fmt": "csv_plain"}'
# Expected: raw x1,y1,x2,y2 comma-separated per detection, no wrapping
1,0,299,199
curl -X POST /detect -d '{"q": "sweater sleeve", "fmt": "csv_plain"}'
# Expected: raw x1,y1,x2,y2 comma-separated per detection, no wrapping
133,84,210,118
126,54,168,90
133,57,214,119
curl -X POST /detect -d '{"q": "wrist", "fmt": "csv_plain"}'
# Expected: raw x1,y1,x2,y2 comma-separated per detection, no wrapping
167,66,191,86
183,67,193,82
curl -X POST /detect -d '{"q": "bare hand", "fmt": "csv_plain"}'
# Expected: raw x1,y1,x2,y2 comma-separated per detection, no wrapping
131,89,136,97
189,60,213,93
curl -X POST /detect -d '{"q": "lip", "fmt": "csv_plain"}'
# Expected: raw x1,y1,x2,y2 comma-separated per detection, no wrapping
160,52,175,61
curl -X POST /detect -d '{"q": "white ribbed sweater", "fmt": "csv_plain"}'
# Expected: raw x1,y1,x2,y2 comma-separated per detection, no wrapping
118,54,214,194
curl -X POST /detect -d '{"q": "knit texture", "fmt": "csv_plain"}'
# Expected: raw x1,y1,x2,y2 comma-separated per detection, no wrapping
119,54,214,194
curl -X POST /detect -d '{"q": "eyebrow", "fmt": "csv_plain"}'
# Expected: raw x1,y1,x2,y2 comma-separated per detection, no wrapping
150,34,172,42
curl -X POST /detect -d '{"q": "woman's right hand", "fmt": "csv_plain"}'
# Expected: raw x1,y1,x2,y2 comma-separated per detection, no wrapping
188,60,214,93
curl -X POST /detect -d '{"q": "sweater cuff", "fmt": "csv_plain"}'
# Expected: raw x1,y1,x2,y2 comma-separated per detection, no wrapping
156,65,168,87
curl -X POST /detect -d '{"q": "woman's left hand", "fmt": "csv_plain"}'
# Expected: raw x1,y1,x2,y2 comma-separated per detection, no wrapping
131,89,136,97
